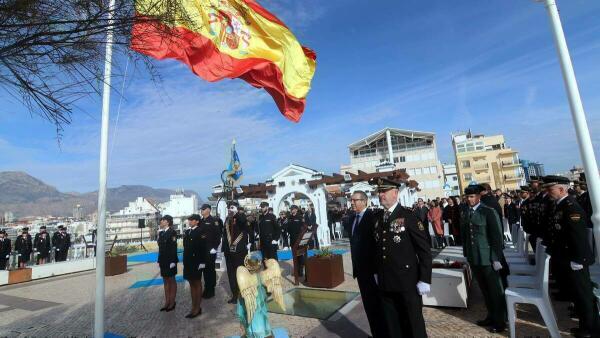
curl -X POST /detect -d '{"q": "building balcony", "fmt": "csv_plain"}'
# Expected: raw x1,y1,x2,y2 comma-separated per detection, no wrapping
501,160,520,168
473,163,489,171
503,174,523,181
475,175,491,183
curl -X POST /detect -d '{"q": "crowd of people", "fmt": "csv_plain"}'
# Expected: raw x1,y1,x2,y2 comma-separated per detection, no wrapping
0,225,71,270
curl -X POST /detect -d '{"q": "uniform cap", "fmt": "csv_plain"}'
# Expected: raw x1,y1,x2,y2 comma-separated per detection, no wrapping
200,204,211,210
368,177,401,191
519,186,532,192
187,214,201,221
542,175,570,188
259,201,269,208
160,215,174,225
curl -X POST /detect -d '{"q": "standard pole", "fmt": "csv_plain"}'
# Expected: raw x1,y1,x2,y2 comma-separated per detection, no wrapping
95,0,116,336
542,0,600,262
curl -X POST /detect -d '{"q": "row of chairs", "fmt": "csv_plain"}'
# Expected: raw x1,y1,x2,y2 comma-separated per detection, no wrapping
503,224,600,338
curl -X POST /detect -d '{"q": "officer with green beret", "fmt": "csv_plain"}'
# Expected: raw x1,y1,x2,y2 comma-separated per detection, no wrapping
544,176,599,338
461,185,506,333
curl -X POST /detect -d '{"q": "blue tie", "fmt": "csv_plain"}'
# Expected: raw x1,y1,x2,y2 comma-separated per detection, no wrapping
353,214,361,235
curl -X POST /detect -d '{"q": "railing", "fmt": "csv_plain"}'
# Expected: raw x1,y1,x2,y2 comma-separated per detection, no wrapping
501,160,520,167
503,174,523,180
476,175,491,182
473,163,489,170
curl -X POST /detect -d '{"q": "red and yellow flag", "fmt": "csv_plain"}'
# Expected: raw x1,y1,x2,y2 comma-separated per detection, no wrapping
131,0,316,122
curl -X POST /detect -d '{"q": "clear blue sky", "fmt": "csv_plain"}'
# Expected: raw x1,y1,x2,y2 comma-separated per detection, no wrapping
1,0,599,199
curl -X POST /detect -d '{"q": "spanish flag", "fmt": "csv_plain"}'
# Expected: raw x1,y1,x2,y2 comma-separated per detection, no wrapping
131,0,316,122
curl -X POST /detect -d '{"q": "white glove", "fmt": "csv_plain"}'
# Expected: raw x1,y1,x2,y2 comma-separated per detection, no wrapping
198,263,205,270
417,281,431,295
17,254,21,256
56,249,60,251
246,243,251,250
492,261,502,271
169,263,176,269
5,255,9,258
570,261,584,271
271,240,278,245
210,248,217,254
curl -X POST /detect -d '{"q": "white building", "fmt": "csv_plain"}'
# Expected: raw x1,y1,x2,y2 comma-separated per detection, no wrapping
442,163,460,197
158,192,199,222
340,128,445,200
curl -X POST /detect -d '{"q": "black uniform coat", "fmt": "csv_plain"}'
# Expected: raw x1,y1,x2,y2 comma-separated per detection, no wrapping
182,226,209,280
503,202,519,225
157,228,178,277
577,191,593,228
373,205,432,292
52,231,71,252
222,212,249,254
34,232,51,258
15,235,33,263
0,237,11,261
199,215,222,251
287,213,305,247
548,196,594,264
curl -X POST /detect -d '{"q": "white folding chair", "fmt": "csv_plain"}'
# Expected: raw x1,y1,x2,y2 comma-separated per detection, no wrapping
506,238,540,266
507,242,546,287
505,253,560,338
334,222,342,240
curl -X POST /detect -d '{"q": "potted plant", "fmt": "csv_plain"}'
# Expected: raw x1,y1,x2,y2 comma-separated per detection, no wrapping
105,244,127,276
305,248,344,288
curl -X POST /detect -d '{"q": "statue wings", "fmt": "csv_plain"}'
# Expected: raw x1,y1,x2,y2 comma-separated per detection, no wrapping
236,259,286,324
261,259,286,312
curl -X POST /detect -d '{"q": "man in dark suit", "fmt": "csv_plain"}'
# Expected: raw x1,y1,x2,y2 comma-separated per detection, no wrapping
0,230,11,270
257,202,280,262
199,204,222,299
221,202,249,304
369,177,432,338
287,205,306,277
304,207,319,249
350,190,388,338
413,198,429,233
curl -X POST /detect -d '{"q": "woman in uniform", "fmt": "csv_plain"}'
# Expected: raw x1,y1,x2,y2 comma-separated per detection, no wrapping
157,215,178,312
15,227,32,268
183,214,209,318
34,226,51,265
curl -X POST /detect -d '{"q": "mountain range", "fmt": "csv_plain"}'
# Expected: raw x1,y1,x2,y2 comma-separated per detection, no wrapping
0,171,199,217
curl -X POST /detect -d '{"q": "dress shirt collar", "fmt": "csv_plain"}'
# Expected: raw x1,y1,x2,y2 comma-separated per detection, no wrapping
470,203,481,211
386,202,399,214
556,195,568,205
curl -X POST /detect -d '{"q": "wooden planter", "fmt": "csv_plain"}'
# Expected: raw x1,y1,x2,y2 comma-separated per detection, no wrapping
305,254,344,288
8,268,32,284
105,255,127,276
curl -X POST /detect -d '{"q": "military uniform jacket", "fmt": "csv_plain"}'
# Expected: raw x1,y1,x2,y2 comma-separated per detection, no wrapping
15,235,33,256
222,212,249,254
0,238,11,259
548,196,594,265
183,226,209,267
519,198,534,234
287,214,305,247
52,232,71,251
34,233,51,255
576,192,593,228
199,215,222,250
460,204,504,266
258,213,280,244
157,228,179,265
373,205,432,292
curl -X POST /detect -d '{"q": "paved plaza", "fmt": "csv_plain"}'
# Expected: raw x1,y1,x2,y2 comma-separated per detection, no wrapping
0,241,583,337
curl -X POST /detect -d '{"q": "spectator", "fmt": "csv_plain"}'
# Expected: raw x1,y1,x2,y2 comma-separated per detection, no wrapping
428,201,444,248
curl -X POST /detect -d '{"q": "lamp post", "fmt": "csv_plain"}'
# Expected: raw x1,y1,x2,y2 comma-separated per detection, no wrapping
539,0,600,262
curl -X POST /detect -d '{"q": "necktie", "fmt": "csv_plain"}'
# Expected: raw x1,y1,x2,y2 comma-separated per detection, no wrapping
469,208,475,219
352,214,361,235
384,210,391,223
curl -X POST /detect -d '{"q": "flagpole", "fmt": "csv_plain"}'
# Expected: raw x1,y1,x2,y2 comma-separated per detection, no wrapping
541,0,600,262
95,0,116,336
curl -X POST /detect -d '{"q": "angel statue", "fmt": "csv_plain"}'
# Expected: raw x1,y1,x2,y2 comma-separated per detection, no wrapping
236,252,286,338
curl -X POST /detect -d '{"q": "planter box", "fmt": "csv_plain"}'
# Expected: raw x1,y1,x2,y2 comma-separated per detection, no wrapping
105,255,127,276
8,268,32,284
422,268,468,308
305,254,344,288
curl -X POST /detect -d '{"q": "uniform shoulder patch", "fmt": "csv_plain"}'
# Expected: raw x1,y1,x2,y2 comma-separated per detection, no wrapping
417,221,425,231
570,214,581,221
215,221,219,226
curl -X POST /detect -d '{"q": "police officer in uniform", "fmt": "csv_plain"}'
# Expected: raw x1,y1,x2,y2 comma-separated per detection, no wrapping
0,230,11,270
183,214,208,318
199,204,221,299
369,177,432,338
52,225,71,262
461,185,506,333
544,176,599,338
222,202,249,304
287,205,306,277
258,202,280,263
157,215,178,312
15,227,33,268
34,226,51,265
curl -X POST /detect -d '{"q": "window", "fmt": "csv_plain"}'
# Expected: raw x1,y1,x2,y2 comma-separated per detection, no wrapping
423,167,431,175
463,173,472,181
461,160,471,168
430,166,437,174
299,179,306,184
414,168,422,175
393,157,399,163
278,181,285,187
399,156,406,162
452,176,458,181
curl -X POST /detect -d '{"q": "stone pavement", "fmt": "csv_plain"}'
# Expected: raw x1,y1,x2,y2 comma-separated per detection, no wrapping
0,241,583,337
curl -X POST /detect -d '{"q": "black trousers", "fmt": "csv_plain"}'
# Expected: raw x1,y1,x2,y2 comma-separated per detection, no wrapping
472,265,506,327
558,260,600,333
201,253,217,291
0,258,7,270
380,290,427,338
224,252,245,298
260,241,278,261
357,274,388,338
55,249,68,262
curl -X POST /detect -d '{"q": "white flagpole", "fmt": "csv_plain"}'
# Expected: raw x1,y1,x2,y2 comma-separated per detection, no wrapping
541,0,600,262
95,0,116,336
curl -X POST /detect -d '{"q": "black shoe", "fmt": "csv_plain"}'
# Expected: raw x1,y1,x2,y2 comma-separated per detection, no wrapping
476,318,492,327
487,325,506,333
185,308,202,319
202,290,214,299
165,302,176,312
160,306,168,312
